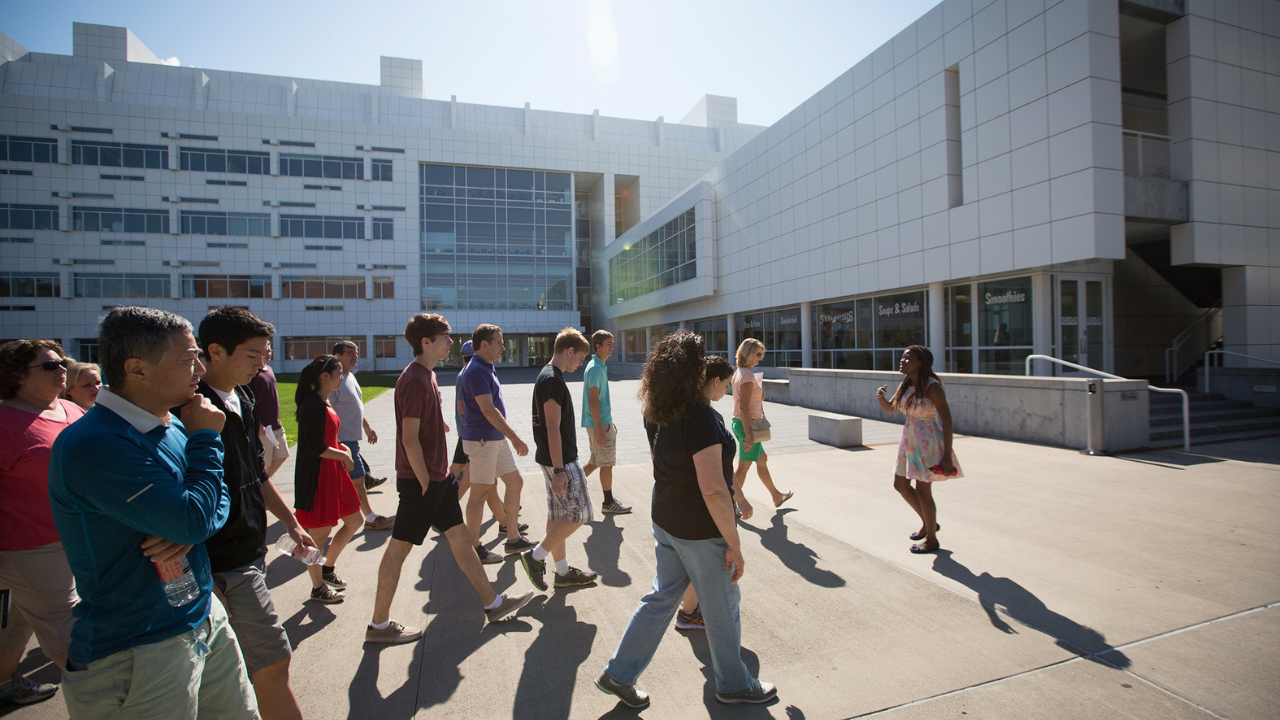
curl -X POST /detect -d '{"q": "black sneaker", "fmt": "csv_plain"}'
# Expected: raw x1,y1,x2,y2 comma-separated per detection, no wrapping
716,681,777,705
601,499,632,515
554,566,599,588
321,566,347,589
309,585,344,604
497,522,530,535
595,671,650,709
504,535,536,554
475,545,503,565
364,474,388,490
520,550,548,591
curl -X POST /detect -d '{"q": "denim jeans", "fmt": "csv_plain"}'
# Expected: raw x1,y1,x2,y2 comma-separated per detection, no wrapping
605,522,753,694
341,440,365,480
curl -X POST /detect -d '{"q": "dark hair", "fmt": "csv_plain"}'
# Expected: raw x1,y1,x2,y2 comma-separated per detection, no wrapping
0,339,65,400
553,327,589,354
889,344,942,411
198,306,275,359
295,355,341,410
590,329,614,354
472,323,501,349
332,340,358,356
705,355,733,384
99,307,193,390
639,331,706,426
405,314,450,356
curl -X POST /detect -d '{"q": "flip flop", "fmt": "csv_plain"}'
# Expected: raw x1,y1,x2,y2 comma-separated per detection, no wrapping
909,542,939,554
909,523,940,541
774,491,794,508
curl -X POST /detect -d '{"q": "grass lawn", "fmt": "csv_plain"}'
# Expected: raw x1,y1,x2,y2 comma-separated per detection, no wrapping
273,372,397,448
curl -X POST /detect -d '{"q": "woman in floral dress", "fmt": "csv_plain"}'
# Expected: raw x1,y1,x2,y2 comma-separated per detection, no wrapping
875,344,961,553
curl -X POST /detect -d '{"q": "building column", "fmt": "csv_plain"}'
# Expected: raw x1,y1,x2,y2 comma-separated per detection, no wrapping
726,312,737,360
1032,272,1053,375
644,326,652,355
928,282,945,372
800,301,813,368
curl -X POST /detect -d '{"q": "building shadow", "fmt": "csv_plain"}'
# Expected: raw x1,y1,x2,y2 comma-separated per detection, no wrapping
280,603,337,650
583,515,634,587
930,550,1130,668
736,509,845,588
513,593,599,720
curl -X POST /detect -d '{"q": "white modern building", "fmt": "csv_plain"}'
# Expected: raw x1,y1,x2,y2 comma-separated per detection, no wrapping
2,0,1278,384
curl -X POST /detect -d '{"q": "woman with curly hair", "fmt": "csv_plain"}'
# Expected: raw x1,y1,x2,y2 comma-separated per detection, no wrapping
596,331,776,709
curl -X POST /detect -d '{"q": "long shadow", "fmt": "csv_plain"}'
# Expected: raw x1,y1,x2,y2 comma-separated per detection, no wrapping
347,639,421,720
678,633,782,718
736,509,845,588
513,592,599,720
280,603,338,650
931,550,1130,668
582,515,634,587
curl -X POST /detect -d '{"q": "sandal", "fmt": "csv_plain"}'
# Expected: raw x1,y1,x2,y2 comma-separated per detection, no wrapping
909,541,940,554
909,523,940,541
774,491,794,508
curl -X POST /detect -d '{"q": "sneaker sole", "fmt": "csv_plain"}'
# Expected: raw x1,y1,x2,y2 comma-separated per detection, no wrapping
674,621,705,630
504,544,534,554
364,631,422,645
601,507,632,514
487,592,535,622
715,689,778,705
553,578,598,588
594,679,650,709
519,554,549,591
479,554,504,565
309,595,344,604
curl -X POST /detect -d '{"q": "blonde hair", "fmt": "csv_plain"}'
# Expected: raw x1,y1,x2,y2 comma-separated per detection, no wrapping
553,327,589,354
61,362,101,398
735,338,765,367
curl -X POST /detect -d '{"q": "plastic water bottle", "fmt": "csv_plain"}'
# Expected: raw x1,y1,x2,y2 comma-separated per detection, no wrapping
275,535,325,565
154,556,200,608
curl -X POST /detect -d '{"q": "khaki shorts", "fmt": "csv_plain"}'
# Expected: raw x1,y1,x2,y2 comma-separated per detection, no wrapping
0,542,77,661
586,424,618,467
212,559,291,678
260,425,289,467
463,438,518,485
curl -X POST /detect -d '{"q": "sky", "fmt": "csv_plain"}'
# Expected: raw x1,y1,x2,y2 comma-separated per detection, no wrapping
0,0,942,128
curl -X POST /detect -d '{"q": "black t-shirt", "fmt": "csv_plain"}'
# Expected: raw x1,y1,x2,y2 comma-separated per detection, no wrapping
646,402,736,541
532,364,578,467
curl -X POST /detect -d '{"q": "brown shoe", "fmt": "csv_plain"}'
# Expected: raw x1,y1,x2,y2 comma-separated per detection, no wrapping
364,515,394,531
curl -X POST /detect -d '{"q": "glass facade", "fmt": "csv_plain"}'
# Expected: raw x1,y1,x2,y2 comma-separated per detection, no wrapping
0,272,59,298
74,208,169,234
0,204,59,231
737,309,803,367
181,211,270,236
279,155,363,180
73,273,169,298
180,148,269,174
284,336,367,361
1,136,57,163
608,208,696,305
690,317,729,358
419,163,573,311
182,275,271,299
976,276,1033,374
72,141,167,169
813,291,926,370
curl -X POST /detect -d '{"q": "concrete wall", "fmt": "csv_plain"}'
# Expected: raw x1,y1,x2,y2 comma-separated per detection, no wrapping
1197,366,1280,407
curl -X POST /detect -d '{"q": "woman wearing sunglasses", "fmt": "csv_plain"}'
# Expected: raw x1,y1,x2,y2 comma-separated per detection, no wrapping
0,341,84,706
293,355,362,604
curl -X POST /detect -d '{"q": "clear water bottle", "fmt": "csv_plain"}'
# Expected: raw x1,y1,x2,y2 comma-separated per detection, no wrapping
154,556,200,608
275,535,324,565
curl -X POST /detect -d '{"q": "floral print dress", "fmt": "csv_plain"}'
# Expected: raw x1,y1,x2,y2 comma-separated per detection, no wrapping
894,379,963,483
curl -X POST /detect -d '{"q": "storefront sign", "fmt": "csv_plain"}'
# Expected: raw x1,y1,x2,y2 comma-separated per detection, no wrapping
877,300,922,317
984,289,1027,306
818,310,854,325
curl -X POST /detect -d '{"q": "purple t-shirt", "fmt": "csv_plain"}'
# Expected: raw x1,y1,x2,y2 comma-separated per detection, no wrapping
247,365,281,430
460,357,505,441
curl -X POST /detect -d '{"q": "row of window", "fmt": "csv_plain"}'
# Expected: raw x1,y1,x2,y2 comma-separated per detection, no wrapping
0,204,59,231
278,155,392,181
608,208,697,305
279,276,393,299
279,215,365,239
0,272,60,298
12,207,395,239
4,273,398,300
180,148,270,175
0,136,58,163
181,212,271,237
73,208,170,234
72,141,169,170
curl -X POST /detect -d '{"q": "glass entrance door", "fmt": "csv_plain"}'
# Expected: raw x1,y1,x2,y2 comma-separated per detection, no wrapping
1056,276,1106,373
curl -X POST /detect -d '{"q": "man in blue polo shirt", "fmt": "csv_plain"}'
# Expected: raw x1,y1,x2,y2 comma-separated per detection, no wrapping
49,307,258,720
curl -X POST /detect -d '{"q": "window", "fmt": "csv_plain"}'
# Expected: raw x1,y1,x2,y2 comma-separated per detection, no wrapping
75,339,100,364
73,208,169,234
690,318,729,358
280,276,363,299
71,141,167,169
0,272,60,298
976,277,1034,375
0,136,58,163
279,215,364,239
371,217,394,240
0,204,59,231
73,273,170,298
182,275,271,298
372,159,393,181
813,291,927,370
373,277,394,299
180,148,270,175
734,309,804,367
283,336,366,361
375,335,398,358
181,211,270,236
279,155,363,180
608,208,697,305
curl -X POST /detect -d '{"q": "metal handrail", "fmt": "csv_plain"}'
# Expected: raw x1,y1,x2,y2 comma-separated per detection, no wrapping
1123,129,1172,178
1202,350,1280,393
1164,302,1221,383
1025,354,1190,452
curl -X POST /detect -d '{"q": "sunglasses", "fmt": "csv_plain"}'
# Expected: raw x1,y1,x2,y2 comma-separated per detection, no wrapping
26,358,71,372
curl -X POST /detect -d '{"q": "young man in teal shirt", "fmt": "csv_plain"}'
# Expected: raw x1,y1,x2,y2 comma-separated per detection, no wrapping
581,330,630,514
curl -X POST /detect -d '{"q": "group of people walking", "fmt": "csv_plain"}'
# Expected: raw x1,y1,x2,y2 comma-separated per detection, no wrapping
0,302,962,717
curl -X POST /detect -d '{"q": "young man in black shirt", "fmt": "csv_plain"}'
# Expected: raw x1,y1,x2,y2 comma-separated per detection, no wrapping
520,328,599,590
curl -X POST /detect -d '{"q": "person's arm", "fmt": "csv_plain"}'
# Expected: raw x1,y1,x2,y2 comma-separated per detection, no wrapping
738,381,756,447
363,417,378,444
926,382,956,474
543,397,566,496
401,417,433,493
875,384,895,413
693,445,744,583
589,385,605,446
262,478,319,551
475,393,528,456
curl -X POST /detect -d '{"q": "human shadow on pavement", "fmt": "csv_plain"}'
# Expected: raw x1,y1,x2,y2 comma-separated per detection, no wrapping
583,515,634,587
736,509,845,588
281,603,337,650
347,642,420,720
930,551,1130,668
513,592,599,720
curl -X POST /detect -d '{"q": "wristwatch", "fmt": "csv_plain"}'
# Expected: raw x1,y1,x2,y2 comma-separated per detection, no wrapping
552,467,566,475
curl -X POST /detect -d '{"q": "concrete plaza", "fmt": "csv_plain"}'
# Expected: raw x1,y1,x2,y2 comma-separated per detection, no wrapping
8,371,1279,720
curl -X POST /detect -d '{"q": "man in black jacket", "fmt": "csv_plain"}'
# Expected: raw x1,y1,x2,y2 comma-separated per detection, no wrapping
188,307,317,720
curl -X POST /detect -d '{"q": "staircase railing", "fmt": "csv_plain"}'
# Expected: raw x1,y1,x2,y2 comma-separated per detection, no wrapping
1202,350,1280,393
1165,302,1222,384
1026,355,1190,452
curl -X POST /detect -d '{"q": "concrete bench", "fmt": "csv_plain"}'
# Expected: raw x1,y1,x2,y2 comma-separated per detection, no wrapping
761,378,790,404
808,412,863,447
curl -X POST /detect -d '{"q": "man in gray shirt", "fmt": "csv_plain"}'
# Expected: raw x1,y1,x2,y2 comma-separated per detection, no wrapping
330,341,394,531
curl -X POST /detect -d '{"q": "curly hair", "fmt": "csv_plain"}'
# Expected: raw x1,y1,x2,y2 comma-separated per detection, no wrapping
639,330,706,426
0,339,65,400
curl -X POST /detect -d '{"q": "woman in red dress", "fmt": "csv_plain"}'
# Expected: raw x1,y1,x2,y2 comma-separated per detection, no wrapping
293,355,363,604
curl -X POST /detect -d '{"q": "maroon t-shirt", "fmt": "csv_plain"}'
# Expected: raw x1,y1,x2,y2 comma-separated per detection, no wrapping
394,361,448,483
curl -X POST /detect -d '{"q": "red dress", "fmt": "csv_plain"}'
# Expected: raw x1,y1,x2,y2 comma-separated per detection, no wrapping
295,406,361,529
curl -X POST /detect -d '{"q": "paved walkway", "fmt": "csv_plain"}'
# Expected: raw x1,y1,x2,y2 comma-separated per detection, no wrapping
9,369,1279,720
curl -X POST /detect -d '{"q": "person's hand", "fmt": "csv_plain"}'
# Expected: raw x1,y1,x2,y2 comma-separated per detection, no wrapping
737,498,754,521
337,446,355,472
594,427,606,447
725,545,745,583
744,428,754,448
141,535,193,563
365,427,378,444
939,454,956,476
287,525,319,553
443,422,451,434
876,385,888,399
181,393,225,434
512,439,529,457
551,471,567,497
